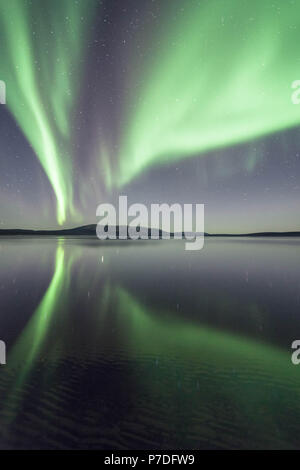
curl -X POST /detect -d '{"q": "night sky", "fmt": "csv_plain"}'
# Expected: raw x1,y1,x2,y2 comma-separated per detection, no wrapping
0,0,300,233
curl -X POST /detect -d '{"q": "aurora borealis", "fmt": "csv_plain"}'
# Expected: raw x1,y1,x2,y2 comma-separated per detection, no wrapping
118,0,300,187
2,0,300,452
0,0,97,224
1,236,300,448
1,0,300,232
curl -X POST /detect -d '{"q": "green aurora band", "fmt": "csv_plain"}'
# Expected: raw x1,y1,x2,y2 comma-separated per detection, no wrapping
0,0,95,224
6,245,66,393
2,242,300,444
117,0,300,186
10,276,300,423
2,0,300,221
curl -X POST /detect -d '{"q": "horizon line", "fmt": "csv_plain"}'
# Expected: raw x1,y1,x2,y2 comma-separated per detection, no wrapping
0,224,300,237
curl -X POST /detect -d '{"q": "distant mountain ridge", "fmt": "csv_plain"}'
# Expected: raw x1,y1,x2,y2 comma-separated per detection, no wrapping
0,225,300,237
0,225,166,237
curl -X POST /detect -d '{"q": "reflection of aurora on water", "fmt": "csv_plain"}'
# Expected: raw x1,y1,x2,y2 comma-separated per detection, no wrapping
1,0,300,452
1,239,300,448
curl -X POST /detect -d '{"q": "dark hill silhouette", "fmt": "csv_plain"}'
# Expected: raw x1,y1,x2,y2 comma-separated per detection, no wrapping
0,225,167,237
0,225,299,238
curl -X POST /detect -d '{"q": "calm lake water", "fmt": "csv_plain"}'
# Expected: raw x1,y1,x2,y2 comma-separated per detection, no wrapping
0,237,300,449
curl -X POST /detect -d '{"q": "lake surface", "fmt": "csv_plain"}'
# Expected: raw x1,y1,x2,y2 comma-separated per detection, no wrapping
0,237,300,449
